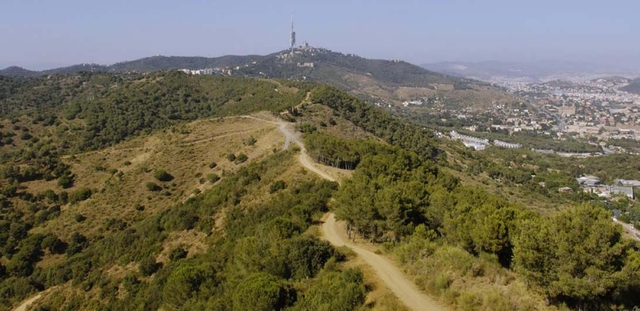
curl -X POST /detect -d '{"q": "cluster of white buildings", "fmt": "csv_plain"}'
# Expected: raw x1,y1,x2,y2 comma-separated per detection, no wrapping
178,68,215,75
449,131,522,151
494,140,522,149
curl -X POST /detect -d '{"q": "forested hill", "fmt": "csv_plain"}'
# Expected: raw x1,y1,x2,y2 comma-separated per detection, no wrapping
0,71,438,156
622,77,640,94
1,50,514,109
0,55,265,77
0,72,312,152
108,55,266,72
0,66,39,77
233,49,510,107
237,49,459,86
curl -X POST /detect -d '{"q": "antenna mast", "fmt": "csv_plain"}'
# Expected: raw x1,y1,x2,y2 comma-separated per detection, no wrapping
290,14,296,54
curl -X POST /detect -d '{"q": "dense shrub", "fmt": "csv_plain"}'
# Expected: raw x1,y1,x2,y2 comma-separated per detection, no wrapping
206,173,220,183
69,188,92,204
269,180,286,193
235,153,248,164
154,170,174,182
146,182,162,192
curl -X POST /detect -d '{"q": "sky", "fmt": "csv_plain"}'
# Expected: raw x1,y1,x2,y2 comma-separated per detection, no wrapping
1,0,639,70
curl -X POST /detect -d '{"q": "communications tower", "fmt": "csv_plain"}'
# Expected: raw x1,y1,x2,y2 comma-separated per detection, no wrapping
290,14,296,54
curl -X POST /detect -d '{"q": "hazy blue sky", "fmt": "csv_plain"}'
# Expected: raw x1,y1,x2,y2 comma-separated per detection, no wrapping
1,0,639,70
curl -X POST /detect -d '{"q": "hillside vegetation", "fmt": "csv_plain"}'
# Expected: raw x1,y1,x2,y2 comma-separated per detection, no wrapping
2,50,515,110
0,72,311,151
2,71,640,311
0,55,265,77
0,72,432,310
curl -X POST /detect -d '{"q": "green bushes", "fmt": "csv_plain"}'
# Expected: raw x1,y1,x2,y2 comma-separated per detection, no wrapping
146,182,162,192
235,153,248,164
139,256,160,276
154,170,174,182
69,188,92,204
310,85,438,160
244,136,257,146
269,180,286,193
305,132,395,170
232,273,290,311
513,205,634,307
74,214,86,223
163,264,211,309
291,269,366,311
57,174,74,189
169,247,187,261
285,237,334,279
206,173,220,183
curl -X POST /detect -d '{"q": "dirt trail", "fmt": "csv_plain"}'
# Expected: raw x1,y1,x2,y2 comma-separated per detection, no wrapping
322,214,446,311
273,116,446,311
275,121,337,182
13,293,41,311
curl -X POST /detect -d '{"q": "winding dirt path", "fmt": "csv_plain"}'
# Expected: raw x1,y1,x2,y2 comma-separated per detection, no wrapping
274,117,446,311
322,214,446,311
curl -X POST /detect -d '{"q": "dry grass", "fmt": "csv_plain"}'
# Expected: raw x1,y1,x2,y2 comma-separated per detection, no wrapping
28,115,285,240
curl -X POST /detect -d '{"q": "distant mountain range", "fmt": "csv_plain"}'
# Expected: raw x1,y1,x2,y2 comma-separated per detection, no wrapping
1,51,458,88
1,49,511,106
422,60,640,84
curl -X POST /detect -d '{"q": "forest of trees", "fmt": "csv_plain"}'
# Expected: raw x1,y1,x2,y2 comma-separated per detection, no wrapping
305,132,394,170
310,85,439,160
0,72,312,152
331,140,640,309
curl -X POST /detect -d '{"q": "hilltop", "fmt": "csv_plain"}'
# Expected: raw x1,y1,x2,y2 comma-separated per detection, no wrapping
231,49,487,103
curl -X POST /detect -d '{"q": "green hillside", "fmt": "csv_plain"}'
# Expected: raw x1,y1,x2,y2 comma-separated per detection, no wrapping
1,50,511,110
1,72,639,310
108,55,266,72
0,55,264,77
238,49,459,86
0,72,311,151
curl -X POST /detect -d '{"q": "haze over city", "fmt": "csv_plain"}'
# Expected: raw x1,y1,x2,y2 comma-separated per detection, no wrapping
2,0,640,71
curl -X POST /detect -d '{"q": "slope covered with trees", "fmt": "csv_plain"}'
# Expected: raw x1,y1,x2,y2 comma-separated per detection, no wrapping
0,72,311,152
309,85,439,160
331,138,640,309
0,55,265,77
